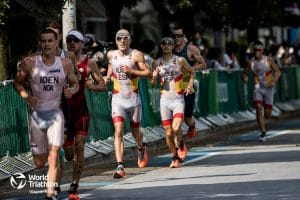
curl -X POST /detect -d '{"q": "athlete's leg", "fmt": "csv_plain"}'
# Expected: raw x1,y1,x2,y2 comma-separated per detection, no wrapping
114,121,125,163
46,145,60,197
72,134,87,184
164,125,176,155
184,93,196,127
173,114,184,142
264,88,274,119
33,154,48,169
130,105,143,149
255,102,265,132
184,93,196,138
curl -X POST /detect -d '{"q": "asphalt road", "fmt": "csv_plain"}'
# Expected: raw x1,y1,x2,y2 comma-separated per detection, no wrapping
2,117,300,200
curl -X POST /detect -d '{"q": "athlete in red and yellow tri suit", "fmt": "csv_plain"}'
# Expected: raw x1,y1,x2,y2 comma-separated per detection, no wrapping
152,37,195,168
242,41,281,142
106,29,151,179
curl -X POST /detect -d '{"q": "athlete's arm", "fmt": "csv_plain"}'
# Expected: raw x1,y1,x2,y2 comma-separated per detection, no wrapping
241,61,251,83
105,51,113,84
66,50,80,80
13,56,38,108
130,50,151,77
179,57,195,95
189,45,206,71
63,59,79,99
268,57,281,87
151,60,159,86
86,59,107,91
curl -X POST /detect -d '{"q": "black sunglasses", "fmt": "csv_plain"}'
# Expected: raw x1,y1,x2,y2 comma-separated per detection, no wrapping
161,41,174,46
116,36,130,41
66,37,80,43
172,34,184,38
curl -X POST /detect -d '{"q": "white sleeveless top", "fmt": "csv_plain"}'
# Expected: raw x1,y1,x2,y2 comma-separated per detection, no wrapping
250,55,272,88
157,55,184,100
110,49,140,98
30,55,66,111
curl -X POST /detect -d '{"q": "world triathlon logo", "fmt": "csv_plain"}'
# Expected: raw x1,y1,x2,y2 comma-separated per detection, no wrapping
10,173,27,190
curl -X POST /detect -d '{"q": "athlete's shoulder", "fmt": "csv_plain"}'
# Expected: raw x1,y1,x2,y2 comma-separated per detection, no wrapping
60,57,73,68
65,50,75,60
107,50,117,59
188,44,200,53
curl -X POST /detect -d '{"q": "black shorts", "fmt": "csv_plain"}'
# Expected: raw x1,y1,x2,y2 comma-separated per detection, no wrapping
184,92,195,118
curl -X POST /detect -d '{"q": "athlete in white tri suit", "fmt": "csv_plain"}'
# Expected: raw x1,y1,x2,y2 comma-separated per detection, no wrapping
106,29,151,179
13,28,78,200
242,41,281,142
30,55,67,154
110,49,142,124
152,37,195,168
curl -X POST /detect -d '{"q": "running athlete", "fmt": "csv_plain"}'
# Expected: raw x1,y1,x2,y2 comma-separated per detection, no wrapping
105,29,151,178
242,41,281,142
43,21,80,197
13,28,79,200
65,30,107,198
152,37,195,168
172,25,206,139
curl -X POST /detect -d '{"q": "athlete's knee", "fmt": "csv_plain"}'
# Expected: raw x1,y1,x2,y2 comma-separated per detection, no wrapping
63,146,74,161
172,125,181,134
164,127,173,137
48,147,60,165
33,155,47,169
265,111,272,119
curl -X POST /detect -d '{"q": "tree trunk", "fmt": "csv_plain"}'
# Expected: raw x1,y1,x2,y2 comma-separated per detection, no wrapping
0,28,8,81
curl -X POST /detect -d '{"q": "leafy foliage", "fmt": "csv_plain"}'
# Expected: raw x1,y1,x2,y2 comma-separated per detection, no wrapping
0,0,10,25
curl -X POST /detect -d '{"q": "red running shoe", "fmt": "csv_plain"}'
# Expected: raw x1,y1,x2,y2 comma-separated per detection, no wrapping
113,164,126,179
187,126,196,139
137,143,148,168
177,140,187,160
169,156,182,168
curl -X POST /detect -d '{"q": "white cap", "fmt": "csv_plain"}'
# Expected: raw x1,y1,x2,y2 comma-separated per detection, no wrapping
66,30,84,41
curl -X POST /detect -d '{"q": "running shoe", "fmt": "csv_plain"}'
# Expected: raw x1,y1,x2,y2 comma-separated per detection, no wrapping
113,164,126,179
54,186,60,199
44,195,58,200
187,126,196,139
169,156,182,168
259,132,266,142
137,143,148,168
177,140,187,160
68,183,80,200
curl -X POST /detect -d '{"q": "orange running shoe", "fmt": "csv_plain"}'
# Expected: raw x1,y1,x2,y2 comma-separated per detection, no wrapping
113,164,126,179
187,126,196,139
68,193,80,200
68,183,80,200
169,156,181,168
137,143,148,168
177,140,187,160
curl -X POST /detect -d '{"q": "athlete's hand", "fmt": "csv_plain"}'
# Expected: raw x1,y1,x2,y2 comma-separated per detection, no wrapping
185,87,193,96
120,65,132,74
64,84,75,99
152,67,159,78
267,81,275,88
85,78,94,90
25,95,38,108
